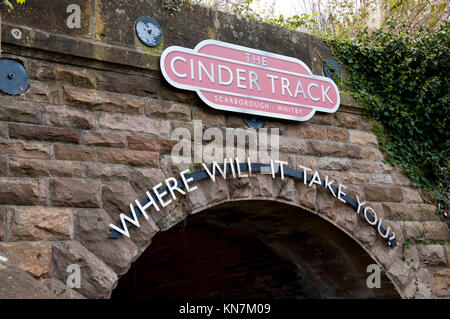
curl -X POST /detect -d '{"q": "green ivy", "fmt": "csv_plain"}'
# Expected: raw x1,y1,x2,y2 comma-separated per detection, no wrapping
327,22,449,215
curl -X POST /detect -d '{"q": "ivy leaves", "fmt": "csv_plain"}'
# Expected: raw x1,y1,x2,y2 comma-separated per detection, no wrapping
328,21,449,215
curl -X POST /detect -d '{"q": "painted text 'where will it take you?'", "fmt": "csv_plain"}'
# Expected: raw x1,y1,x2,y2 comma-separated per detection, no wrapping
109,159,396,247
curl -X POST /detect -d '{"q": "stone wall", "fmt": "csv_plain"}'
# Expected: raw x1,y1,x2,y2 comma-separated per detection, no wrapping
0,0,448,298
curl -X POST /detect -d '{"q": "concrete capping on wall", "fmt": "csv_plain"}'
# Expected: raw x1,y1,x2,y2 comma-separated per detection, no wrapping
2,1,326,70
1,22,161,71
0,24,360,113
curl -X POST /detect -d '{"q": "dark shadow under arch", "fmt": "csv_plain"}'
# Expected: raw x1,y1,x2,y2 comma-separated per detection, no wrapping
112,200,401,299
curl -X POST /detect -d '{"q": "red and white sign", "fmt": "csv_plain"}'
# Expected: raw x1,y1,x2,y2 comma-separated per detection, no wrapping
161,40,340,121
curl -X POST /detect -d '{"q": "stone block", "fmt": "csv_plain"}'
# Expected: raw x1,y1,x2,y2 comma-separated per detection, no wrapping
0,100,43,124
127,135,177,154
431,268,449,297
192,106,225,126
9,158,85,178
51,241,118,299
2,140,52,159
129,167,166,198
327,127,349,142
23,81,62,104
7,207,73,241
98,148,159,167
9,123,80,144
418,245,447,266
99,113,170,138
318,157,351,171
364,186,403,202
50,178,101,208
45,105,95,130
82,132,127,148
146,100,191,121
286,123,327,139
423,222,450,241
73,209,139,275
29,60,95,89
402,188,422,203
0,241,51,278
85,163,129,181
349,129,378,146
54,144,95,161
335,112,357,128
0,178,46,205
64,86,145,115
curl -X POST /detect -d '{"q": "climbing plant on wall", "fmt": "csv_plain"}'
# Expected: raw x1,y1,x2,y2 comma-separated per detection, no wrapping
327,21,449,215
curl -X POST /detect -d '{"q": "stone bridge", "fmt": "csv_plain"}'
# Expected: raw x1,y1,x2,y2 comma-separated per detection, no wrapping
0,0,448,299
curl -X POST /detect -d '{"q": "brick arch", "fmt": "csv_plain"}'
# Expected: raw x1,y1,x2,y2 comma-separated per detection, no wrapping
45,162,439,299
111,199,402,299
107,164,414,299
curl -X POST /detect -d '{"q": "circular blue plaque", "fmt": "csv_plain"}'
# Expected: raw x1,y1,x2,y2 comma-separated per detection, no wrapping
244,116,265,129
323,58,341,80
0,58,29,95
136,16,163,47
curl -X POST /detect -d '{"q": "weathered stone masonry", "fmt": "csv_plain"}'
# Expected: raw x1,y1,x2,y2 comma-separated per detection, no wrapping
0,0,448,298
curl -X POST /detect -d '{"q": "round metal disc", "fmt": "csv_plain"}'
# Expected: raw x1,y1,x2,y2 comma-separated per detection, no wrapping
243,116,265,129
136,16,163,47
323,58,341,80
0,58,29,95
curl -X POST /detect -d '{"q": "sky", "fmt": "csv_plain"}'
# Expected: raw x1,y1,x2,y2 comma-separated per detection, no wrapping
197,0,331,19
249,0,316,17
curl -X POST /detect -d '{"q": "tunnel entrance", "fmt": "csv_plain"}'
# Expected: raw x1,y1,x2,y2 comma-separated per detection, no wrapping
111,201,401,299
